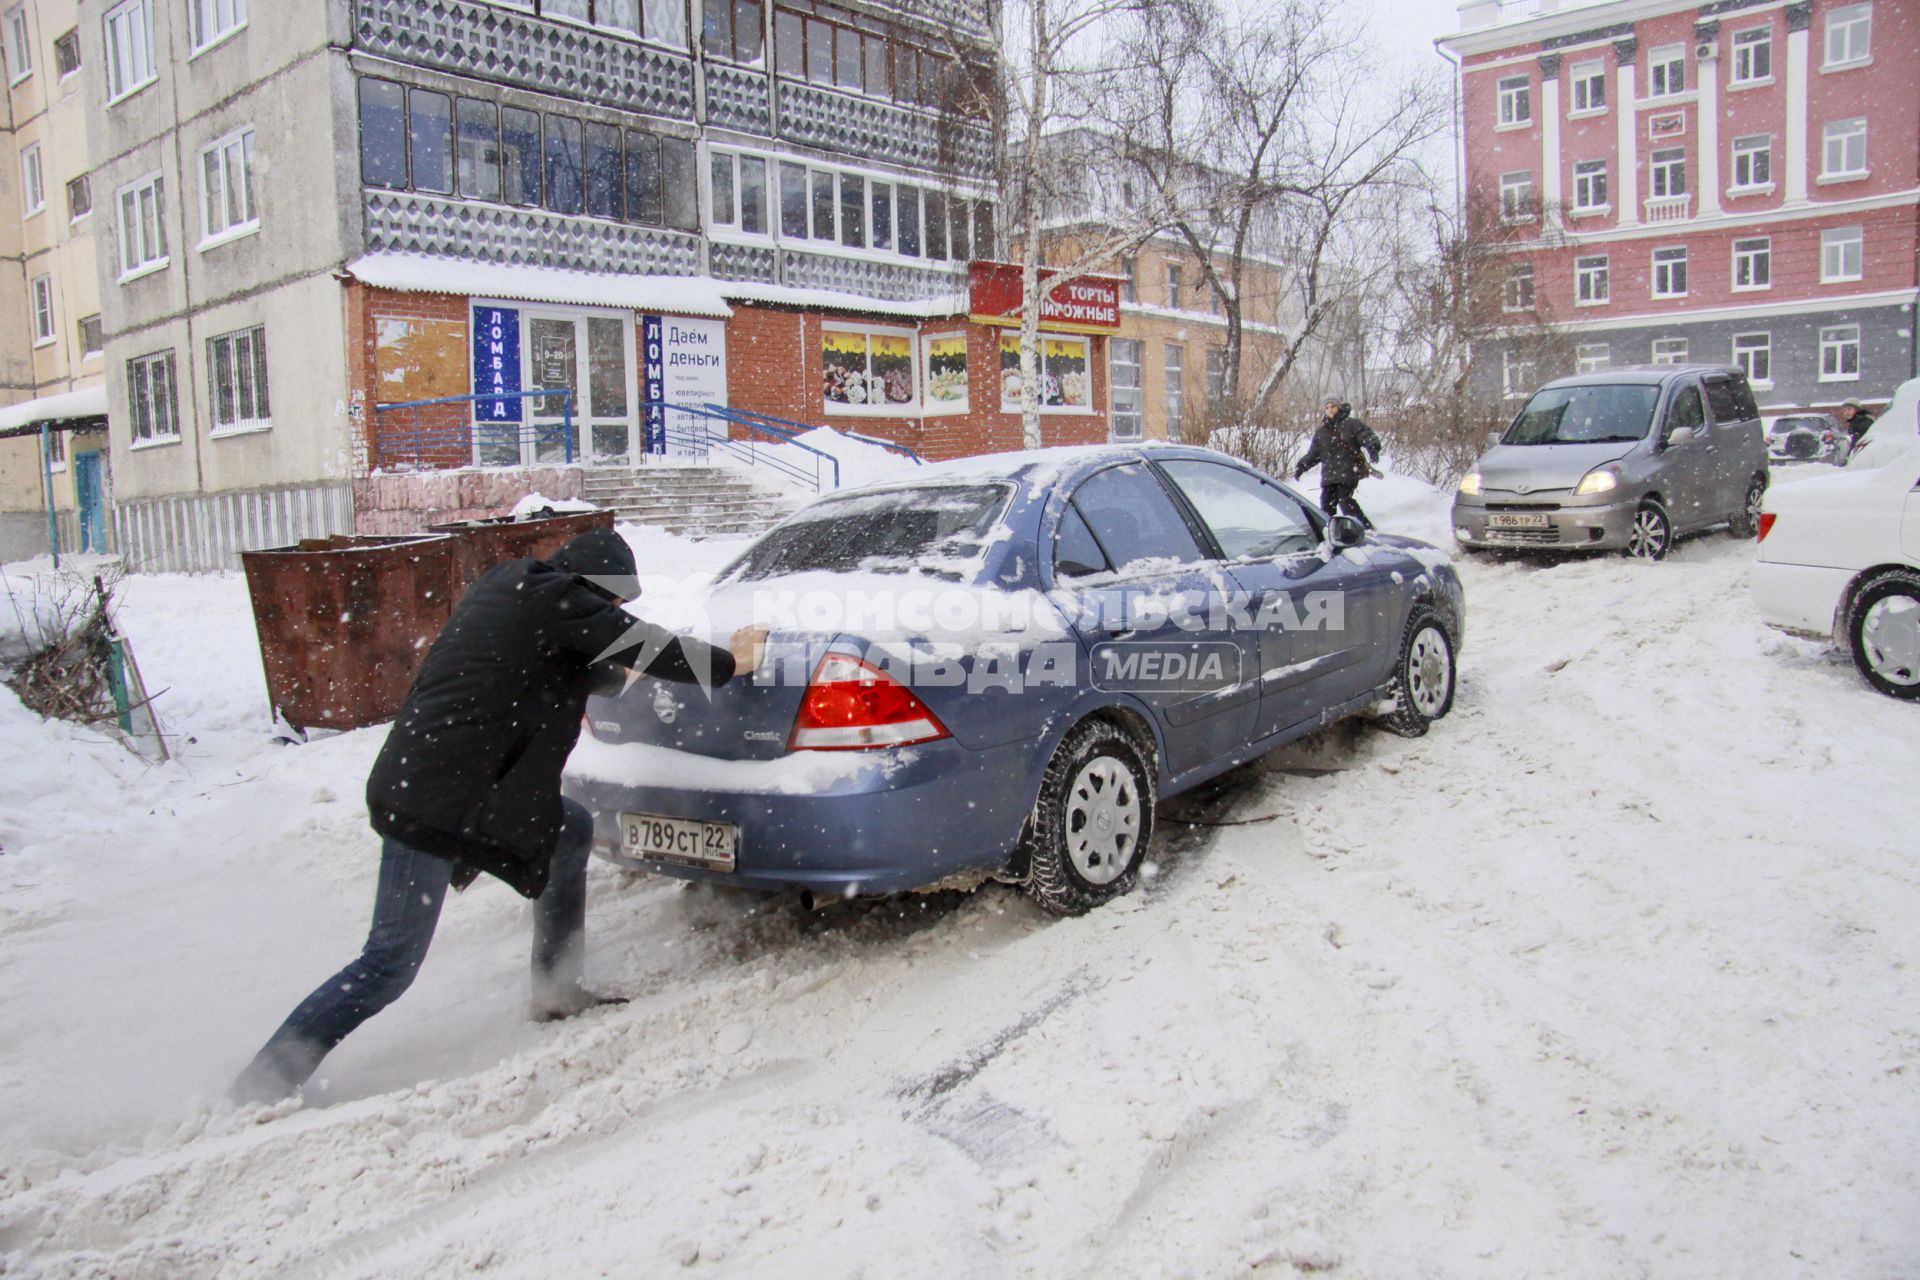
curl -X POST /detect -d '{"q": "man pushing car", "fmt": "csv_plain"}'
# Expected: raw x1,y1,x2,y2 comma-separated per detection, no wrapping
232,528,738,1104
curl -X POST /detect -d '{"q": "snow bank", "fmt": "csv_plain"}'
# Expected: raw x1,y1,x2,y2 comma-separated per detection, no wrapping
508,492,599,518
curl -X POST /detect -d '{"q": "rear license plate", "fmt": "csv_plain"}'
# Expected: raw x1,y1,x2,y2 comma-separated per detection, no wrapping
620,811,738,872
1488,512,1551,529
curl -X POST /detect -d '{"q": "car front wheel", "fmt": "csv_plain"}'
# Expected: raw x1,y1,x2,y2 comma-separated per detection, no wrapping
1381,607,1457,737
1019,718,1156,916
1623,499,1672,560
1847,569,1920,700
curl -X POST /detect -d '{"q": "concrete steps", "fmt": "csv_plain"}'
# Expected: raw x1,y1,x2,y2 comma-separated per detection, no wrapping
579,466,798,538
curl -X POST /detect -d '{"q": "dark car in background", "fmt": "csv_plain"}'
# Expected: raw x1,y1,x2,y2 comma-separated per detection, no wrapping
566,446,1465,916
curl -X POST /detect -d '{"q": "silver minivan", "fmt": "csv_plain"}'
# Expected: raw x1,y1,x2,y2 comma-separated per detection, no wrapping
1451,365,1770,560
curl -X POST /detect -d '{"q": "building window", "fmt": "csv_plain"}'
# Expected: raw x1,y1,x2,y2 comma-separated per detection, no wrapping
54,27,79,76
823,325,915,412
1731,26,1771,83
774,6,956,110
1821,226,1863,282
5,4,29,82
1164,342,1184,436
1647,44,1684,97
1575,343,1609,374
103,0,157,102
189,0,246,51
207,325,270,434
1572,160,1607,212
1205,346,1227,405
709,150,768,235
1649,148,1686,198
1001,334,1091,413
79,314,102,359
1731,333,1770,386
1821,118,1866,178
1652,246,1687,298
1569,60,1605,113
542,112,583,213
1732,237,1770,291
67,174,91,219
20,143,44,216
1119,256,1136,305
777,161,805,238
1819,325,1860,381
1110,338,1143,440
584,123,621,219
1165,262,1182,309
1496,75,1530,126
1651,337,1688,366
127,349,179,443
702,0,764,64
1731,135,1772,190
921,330,967,412
1499,170,1534,222
115,171,168,278
30,275,54,346
1502,350,1535,398
1575,254,1609,305
1823,3,1870,67
199,128,258,244
1502,262,1534,312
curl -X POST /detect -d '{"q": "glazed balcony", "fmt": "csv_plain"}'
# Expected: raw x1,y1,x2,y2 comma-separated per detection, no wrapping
776,79,992,178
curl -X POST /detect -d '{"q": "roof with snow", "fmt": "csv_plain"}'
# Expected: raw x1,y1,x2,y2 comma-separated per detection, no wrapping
0,384,110,436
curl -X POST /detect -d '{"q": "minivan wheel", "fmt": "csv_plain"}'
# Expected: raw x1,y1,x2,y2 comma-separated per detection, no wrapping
1846,570,1920,700
1020,719,1156,916
1623,500,1672,560
1730,475,1767,538
1381,608,1456,738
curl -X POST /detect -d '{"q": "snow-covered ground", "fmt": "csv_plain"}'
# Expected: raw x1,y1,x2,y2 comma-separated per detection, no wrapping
2,465,1916,1278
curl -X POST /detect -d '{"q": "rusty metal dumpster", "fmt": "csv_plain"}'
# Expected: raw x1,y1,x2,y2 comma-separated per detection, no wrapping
241,534,456,733
428,508,614,595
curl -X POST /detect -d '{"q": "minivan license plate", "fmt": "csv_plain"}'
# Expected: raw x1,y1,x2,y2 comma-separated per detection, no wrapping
1488,512,1550,529
621,812,738,871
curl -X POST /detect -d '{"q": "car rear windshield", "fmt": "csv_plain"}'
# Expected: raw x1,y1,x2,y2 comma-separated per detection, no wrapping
1505,384,1661,445
725,484,1011,582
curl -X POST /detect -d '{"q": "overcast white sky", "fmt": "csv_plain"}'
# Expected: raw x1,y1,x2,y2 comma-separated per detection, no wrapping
1355,0,1459,78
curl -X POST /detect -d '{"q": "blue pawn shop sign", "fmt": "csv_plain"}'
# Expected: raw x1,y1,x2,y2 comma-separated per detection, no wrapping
473,306,523,422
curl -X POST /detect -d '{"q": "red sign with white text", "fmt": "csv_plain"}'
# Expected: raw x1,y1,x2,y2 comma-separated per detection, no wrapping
967,261,1123,334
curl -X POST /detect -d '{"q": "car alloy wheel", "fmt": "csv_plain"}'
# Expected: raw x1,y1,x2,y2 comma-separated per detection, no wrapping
1625,501,1672,561
1382,607,1456,737
1019,718,1156,916
1848,570,1920,700
1731,476,1767,539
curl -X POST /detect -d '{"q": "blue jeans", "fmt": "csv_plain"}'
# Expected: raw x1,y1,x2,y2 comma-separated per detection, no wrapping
234,800,594,1099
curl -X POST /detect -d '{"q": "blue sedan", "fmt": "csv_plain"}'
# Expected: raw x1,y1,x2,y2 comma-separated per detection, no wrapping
564,445,1465,915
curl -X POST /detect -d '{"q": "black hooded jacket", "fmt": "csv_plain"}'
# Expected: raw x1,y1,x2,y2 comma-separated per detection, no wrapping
1295,404,1382,485
365,529,735,898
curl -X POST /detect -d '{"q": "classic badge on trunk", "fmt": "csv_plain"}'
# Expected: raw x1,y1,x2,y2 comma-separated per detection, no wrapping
652,686,680,723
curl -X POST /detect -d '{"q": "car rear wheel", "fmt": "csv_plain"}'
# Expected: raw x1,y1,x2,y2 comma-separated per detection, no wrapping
1730,475,1767,539
1847,570,1920,700
1623,500,1672,560
1381,608,1456,737
1020,719,1156,916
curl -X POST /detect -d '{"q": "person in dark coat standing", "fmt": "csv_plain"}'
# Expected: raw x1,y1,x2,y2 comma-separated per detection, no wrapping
1294,398,1383,529
232,528,737,1104
1839,397,1875,453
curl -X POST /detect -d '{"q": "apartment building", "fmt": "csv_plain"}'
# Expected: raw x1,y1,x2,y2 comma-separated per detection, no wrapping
1441,0,1919,411
0,0,108,561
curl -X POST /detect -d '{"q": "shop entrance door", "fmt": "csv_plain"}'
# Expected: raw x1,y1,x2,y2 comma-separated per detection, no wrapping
519,310,636,467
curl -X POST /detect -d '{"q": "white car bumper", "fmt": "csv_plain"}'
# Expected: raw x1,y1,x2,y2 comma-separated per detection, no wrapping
1751,560,1854,640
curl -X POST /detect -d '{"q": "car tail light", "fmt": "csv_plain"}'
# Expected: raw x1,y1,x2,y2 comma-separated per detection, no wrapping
1758,513,1776,542
791,653,949,750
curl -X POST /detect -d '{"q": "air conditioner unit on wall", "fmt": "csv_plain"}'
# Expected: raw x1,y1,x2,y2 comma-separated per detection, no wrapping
1696,40,1718,60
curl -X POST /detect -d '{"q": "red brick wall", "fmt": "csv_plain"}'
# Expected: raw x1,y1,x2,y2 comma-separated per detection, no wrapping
346,284,473,475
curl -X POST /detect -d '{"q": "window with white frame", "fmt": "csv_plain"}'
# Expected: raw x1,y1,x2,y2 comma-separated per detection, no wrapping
79,314,102,359
1502,349,1535,398
103,0,157,101
6,4,30,82
1164,342,1184,434
823,325,916,412
1650,148,1686,198
20,143,44,216
1569,60,1605,113
1652,246,1687,298
1497,75,1530,126
200,128,257,243
1575,342,1610,374
1647,44,1685,97
1823,3,1870,67
1499,170,1534,222
1732,237,1770,290
1503,262,1535,312
1731,134,1772,190
1821,118,1866,178
1109,338,1143,440
708,149,769,236
1731,25,1771,83
30,275,53,345
1821,226,1862,282
67,174,90,219
43,424,64,468
1575,254,1609,305
116,172,168,277
1651,337,1688,365
1572,160,1607,212
1000,333,1092,413
1165,262,1182,309
1819,324,1860,381
207,325,270,434
127,349,179,443
1731,333,1770,385
190,0,246,51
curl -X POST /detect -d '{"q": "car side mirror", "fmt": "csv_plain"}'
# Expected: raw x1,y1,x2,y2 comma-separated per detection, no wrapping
1665,425,1696,448
1484,430,1503,451
1327,514,1366,550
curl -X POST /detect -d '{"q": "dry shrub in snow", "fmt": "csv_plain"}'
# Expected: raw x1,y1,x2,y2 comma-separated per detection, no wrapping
2,565,134,727
1374,398,1515,488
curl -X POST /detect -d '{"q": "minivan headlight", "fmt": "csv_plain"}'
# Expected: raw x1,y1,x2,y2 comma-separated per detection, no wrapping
1457,471,1483,497
1574,468,1619,496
